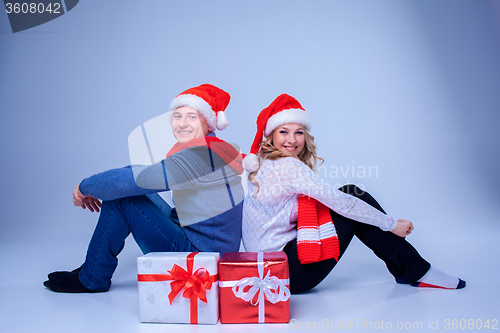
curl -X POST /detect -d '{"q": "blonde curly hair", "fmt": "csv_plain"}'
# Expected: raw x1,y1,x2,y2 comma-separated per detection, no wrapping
248,127,323,194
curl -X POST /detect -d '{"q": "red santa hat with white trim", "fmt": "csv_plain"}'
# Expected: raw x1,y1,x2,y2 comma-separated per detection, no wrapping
168,84,230,131
243,93,311,172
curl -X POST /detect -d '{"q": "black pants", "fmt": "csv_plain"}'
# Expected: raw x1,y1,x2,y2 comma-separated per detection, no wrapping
283,184,431,294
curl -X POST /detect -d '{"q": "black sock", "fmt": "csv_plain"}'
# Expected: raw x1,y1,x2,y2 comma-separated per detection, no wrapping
395,275,409,284
44,267,107,293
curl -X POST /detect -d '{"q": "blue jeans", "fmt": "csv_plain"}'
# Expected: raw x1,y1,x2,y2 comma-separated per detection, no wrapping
79,195,197,291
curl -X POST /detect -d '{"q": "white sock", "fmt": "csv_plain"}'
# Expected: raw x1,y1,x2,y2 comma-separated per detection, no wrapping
414,266,465,289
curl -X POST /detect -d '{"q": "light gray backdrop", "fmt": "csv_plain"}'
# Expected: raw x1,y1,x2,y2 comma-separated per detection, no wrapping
1,0,499,291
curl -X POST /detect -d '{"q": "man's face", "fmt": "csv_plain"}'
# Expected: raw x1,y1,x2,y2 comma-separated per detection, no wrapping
171,106,210,144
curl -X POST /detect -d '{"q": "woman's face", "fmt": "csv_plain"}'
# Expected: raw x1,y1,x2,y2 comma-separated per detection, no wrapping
272,123,306,156
171,106,210,144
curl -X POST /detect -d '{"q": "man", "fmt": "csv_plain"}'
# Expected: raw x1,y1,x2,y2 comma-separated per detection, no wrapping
44,84,244,293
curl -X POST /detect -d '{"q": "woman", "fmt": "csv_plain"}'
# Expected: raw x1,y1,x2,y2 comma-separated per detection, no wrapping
242,94,465,294
44,84,245,293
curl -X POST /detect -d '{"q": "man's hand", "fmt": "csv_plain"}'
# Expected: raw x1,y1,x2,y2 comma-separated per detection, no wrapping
73,185,102,213
390,219,414,237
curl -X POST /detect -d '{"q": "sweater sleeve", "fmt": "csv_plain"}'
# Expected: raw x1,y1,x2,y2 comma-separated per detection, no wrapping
135,146,241,191
79,146,240,201
79,165,166,201
274,157,397,231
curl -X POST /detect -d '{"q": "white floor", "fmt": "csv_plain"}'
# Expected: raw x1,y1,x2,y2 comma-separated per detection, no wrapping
1,211,499,333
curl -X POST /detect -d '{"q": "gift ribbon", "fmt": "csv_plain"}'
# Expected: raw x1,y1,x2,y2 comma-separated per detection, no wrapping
219,252,290,323
138,252,218,324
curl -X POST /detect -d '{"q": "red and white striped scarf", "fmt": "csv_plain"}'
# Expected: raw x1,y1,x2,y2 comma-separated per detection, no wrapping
297,195,340,264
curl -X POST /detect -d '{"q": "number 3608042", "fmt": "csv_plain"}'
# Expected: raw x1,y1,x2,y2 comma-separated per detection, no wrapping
5,3,61,14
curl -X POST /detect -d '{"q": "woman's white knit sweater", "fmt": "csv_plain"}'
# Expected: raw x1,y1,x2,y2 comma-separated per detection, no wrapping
242,157,397,252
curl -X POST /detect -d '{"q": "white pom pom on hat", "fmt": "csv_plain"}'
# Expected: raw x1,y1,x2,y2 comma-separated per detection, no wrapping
216,111,230,130
242,153,259,172
244,94,311,171
168,84,231,131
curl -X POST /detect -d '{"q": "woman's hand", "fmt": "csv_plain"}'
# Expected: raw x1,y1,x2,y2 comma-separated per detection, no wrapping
390,219,414,237
73,185,102,213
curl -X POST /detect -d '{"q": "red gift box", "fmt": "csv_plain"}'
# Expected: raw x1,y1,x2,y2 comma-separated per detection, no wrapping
219,252,290,324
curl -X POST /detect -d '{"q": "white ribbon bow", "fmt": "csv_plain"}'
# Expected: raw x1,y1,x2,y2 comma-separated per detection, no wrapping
232,269,290,305
230,252,290,322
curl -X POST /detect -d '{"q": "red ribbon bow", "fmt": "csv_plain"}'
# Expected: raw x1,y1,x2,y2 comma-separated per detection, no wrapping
167,257,215,304
138,252,218,324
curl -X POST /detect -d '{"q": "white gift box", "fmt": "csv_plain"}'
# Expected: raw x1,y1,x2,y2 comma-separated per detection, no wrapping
137,252,220,324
